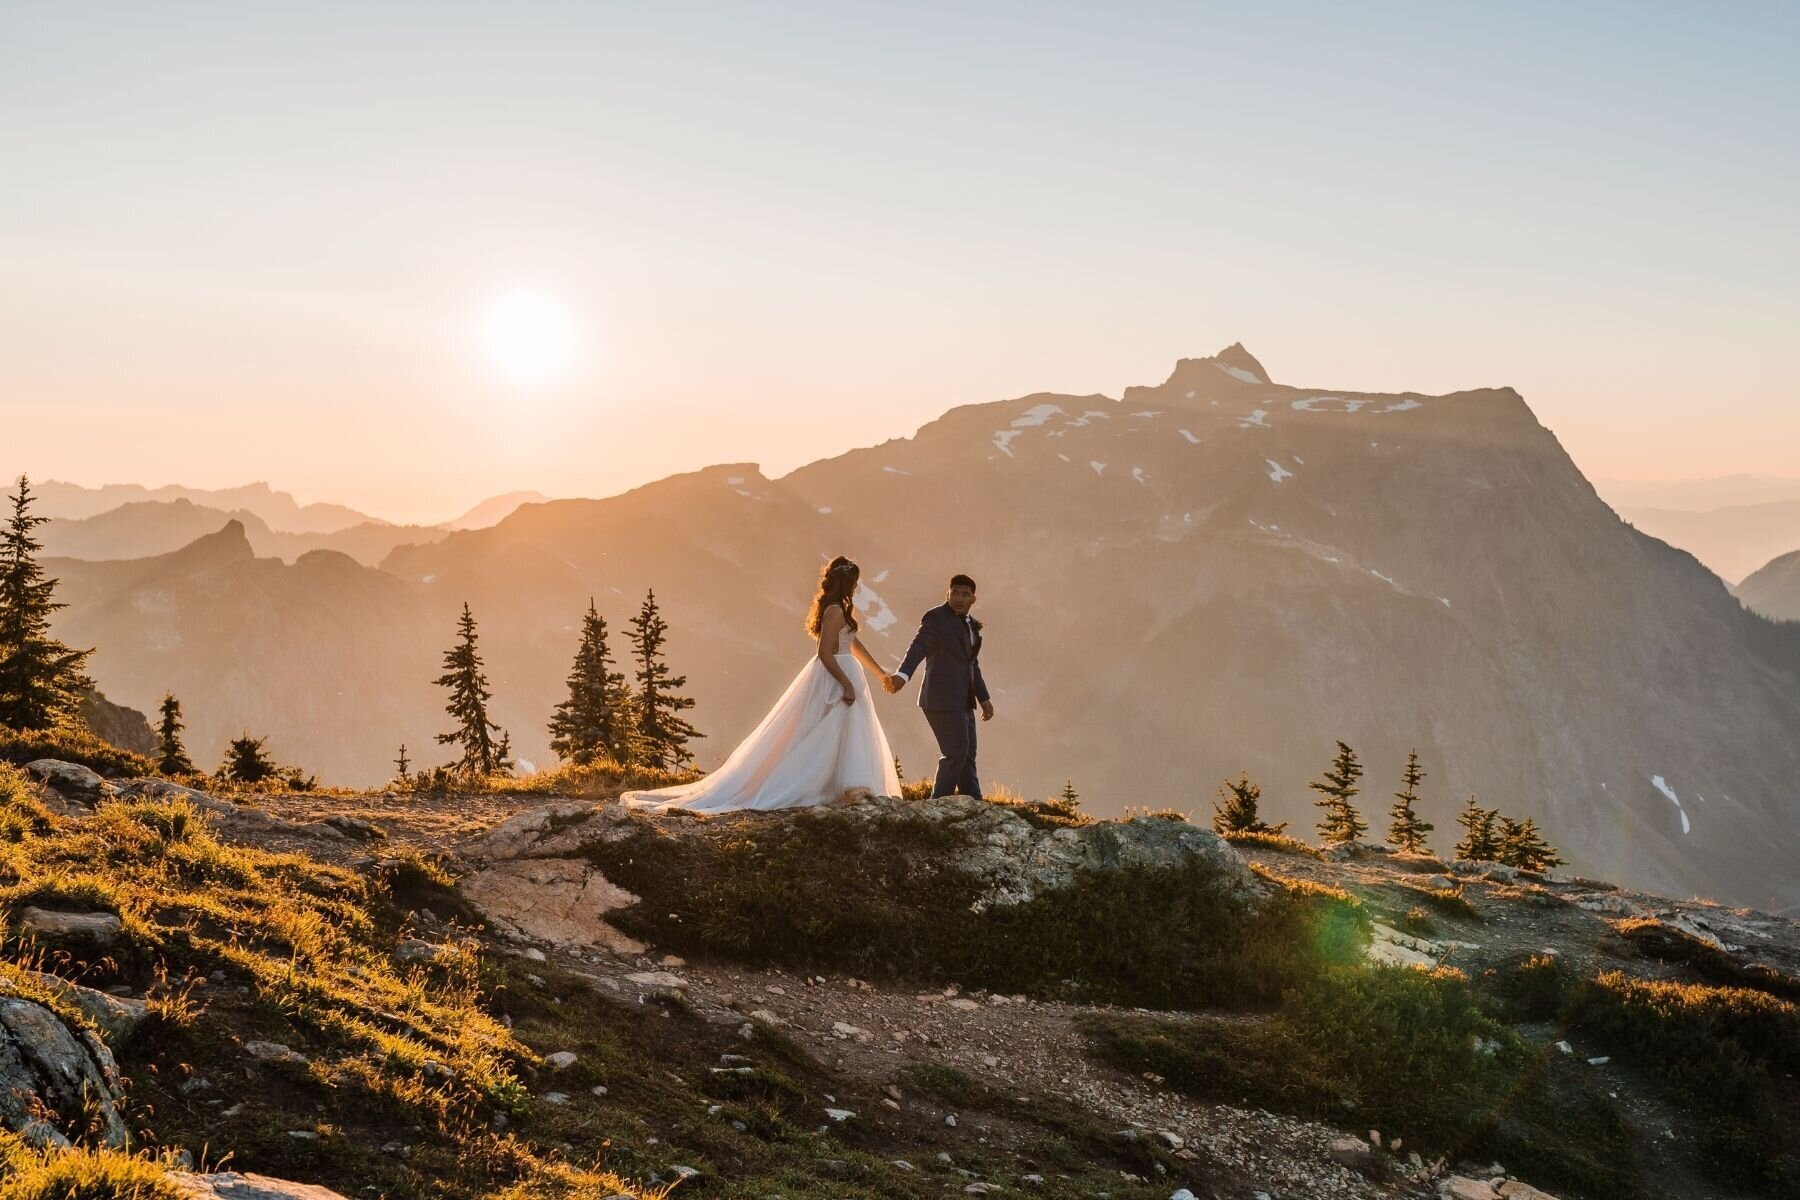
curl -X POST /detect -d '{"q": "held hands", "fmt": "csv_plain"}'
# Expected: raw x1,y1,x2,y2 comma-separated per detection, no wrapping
882,674,905,695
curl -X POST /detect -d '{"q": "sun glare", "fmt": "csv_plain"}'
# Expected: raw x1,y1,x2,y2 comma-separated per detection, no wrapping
476,289,580,388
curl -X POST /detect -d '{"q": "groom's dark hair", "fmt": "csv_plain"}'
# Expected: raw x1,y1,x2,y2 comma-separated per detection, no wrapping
949,574,977,592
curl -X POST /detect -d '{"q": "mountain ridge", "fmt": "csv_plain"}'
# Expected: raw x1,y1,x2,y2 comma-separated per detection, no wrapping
39,345,1800,910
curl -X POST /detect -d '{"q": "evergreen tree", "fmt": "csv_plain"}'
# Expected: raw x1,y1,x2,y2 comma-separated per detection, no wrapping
1059,780,1081,806
0,475,93,731
548,599,634,766
1310,740,1368,844
1497,815,1565,872
393,743,411,778
219,734,279,784
1211,772,1286,836
434,602,507,775
626,589,703,770
1385,748,1435,853
494,729,516,775
154,693,197,776
1453,796,1501,861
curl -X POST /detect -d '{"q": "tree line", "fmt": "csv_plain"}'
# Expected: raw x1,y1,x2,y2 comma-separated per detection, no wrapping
1210,740,1565,871
0,474,703,788
418,591,702,783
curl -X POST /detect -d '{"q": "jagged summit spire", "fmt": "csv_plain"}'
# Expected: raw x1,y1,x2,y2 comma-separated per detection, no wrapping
1212,342,1270,384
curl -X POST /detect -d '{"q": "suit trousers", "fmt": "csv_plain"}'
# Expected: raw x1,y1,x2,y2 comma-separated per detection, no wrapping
924,706,981,800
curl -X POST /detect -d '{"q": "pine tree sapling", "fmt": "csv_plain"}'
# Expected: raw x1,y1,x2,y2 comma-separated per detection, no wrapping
627,589,703,771
219,734,280,785
1385,748,1435,854
548,599,634,766
435,602,508,775
1310,740,1368,845
393,743,411,779
0,475,94,731
1212,772,1286,836
1498,815,1565,872
1453,796,1501,862
155,693,198,777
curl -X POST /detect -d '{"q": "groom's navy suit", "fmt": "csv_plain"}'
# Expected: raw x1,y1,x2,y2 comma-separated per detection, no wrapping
895,603,990,799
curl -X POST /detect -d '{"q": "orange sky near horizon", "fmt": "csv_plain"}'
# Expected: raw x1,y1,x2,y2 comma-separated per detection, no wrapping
4,3,1797,525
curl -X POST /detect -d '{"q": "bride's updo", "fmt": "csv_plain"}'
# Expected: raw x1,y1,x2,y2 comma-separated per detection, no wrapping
806,555,861,638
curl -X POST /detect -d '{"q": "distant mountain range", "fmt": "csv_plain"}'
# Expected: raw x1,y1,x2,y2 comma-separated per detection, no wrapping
1737,550,1800,622
38,345,1800,911
34,491,551,566
32,480,381,533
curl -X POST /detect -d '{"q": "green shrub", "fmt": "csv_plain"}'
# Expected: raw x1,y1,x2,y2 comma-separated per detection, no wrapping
1085,964,1637,1199
588,810,1367,1010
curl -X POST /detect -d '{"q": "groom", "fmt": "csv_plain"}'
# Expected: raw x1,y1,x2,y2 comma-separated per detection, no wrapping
884,574,993,799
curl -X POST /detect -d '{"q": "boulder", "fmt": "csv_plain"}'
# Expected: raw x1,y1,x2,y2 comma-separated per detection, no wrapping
0,995,130,1147
17,907,122,944
461,858,647,954
171,1172,351,1199
1327,1134,1377,1171
855,794,1254,909
1496,1183,1560,1200
13,971,149,1044
22,760,110,804
1441,1178,1498,1200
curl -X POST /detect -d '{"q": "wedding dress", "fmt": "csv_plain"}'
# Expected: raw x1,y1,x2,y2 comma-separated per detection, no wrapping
621,616,901,812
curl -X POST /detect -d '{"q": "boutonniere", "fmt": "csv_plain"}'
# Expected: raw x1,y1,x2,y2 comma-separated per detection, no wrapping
970,618,984,634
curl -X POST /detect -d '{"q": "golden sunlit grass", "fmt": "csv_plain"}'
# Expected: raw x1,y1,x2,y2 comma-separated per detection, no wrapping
0,763,662,1199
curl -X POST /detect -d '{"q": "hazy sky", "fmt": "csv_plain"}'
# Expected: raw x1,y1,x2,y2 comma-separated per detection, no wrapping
4,1,1797,523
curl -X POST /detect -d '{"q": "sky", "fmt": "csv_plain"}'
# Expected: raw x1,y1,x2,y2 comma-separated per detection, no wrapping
3,1,1797,524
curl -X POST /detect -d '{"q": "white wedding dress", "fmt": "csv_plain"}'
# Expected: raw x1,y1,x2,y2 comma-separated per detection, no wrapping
621,617,902,812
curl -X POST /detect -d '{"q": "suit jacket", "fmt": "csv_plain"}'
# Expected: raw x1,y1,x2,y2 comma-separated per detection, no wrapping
897,603,990,712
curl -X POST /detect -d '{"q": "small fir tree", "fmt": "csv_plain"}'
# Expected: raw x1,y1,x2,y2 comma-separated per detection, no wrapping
1310,740,1368,844
1385,748,1435,853
1453,796,1501,861
219,734,280,784
626,589,703,770
434,602,507,775
548,599,634,766
393,743,411,778
1498,815,1565,872
0,475,93,731
1059,780,1080,806
154,693,197,776
1212,772,1286,836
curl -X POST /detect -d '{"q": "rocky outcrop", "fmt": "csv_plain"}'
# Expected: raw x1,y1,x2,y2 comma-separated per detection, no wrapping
461,858,647,955
171,1171,350,1199
17,907,122,944
459,794,1255,953
0,994,130,1148
23,759,115,806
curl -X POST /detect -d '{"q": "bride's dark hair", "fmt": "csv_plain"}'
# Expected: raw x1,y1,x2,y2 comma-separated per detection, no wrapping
806,555,861,639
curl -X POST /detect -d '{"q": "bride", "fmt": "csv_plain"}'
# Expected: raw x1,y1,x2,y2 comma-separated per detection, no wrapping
622,556,902,812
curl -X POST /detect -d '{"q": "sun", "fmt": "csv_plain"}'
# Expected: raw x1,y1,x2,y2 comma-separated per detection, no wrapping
476,289,581,388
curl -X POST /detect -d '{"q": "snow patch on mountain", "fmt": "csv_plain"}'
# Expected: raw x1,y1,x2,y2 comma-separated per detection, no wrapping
1651,775,1692,834
993,430,1021,456
858,585,899,634
1178,429,1201,444
1380,398,1423,413
1215,362,1263,384
1266,460,1293,483
1132,467,1148,484
1090,461,1107,476
1237,410,1270,429
1011,403,1065,428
